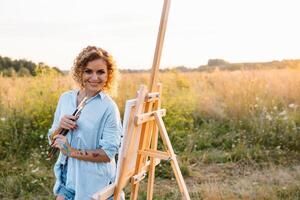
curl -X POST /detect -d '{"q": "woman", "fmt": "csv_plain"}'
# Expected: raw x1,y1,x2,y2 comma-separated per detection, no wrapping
48,46,123,200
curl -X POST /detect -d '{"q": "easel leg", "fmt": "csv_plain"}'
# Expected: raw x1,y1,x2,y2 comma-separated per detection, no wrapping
130,120,154,200
154,113,191,200
147,83,162,200
130,180,139,200
147,122,158,200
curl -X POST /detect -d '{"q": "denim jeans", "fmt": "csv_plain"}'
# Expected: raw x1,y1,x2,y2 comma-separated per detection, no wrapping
56,162,75,200
56,161,123,200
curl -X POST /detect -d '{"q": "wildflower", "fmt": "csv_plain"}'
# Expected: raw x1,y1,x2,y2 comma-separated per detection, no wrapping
0,117,5,121
288,103,298,109
31,167,39,173
31,180,38,184
288,103,295,108
266,114,272,121
279,110,287,116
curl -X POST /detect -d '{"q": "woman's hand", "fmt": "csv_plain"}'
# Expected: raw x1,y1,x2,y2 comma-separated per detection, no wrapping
59,115,78,130
52,134,74,157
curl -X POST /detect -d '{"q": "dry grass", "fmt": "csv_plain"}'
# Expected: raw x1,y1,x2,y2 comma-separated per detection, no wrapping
1,68,299,119
0,68,300,199
133,163,300,200
197,164,300,200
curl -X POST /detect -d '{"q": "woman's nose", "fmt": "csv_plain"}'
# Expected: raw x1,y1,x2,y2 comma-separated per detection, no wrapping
90,73,98,80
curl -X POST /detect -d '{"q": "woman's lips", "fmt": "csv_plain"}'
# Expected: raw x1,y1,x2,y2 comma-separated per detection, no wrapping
88,81,101,86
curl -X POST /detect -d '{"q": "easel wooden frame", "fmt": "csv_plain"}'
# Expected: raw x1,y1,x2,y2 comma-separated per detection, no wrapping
92,0,191,199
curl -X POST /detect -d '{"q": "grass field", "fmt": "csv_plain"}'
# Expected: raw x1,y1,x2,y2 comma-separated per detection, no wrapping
0,68,300,199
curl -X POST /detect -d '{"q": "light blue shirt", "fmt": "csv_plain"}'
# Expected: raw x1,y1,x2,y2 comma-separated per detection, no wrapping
48,89,122,200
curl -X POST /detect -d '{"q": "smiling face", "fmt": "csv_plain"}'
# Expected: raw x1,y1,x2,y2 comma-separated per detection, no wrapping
82,58,108,94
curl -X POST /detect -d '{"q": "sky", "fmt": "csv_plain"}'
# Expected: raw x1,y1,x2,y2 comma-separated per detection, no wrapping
0,0,300,70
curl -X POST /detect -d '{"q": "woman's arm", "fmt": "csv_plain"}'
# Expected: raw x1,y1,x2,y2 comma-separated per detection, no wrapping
70,148,110,162
52,134,111,162
97,103,122,161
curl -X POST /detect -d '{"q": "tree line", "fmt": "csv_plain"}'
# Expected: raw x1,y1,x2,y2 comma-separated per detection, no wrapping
1,55,299,76
0,55,63,77
119,59,300,73
197,58,300,71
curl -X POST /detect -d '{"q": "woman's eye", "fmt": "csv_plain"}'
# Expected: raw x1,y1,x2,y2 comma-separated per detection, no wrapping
84,69,92,74
97,70,105,75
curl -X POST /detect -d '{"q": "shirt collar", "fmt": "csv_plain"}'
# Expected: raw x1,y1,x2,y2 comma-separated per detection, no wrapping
86,90,106,102
74,89,106,103
98,91,106,100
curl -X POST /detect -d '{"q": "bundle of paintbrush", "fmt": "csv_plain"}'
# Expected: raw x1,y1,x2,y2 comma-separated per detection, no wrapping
48,97,88,158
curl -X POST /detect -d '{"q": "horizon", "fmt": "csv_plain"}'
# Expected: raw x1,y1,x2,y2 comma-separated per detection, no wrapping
1,54,300,71
1,0,300,70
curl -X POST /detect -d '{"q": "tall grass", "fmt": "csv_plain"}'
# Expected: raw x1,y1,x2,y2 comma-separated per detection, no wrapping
0,68,299,199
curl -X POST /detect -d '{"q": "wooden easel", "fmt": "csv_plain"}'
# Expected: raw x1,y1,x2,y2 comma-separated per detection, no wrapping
92,0,191,199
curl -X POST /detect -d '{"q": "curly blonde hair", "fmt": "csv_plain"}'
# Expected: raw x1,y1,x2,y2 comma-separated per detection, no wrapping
72,46,117,93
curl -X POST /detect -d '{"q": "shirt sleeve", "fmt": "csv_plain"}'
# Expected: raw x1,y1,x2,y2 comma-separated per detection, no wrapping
98,103,122,160
47,95,63,144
